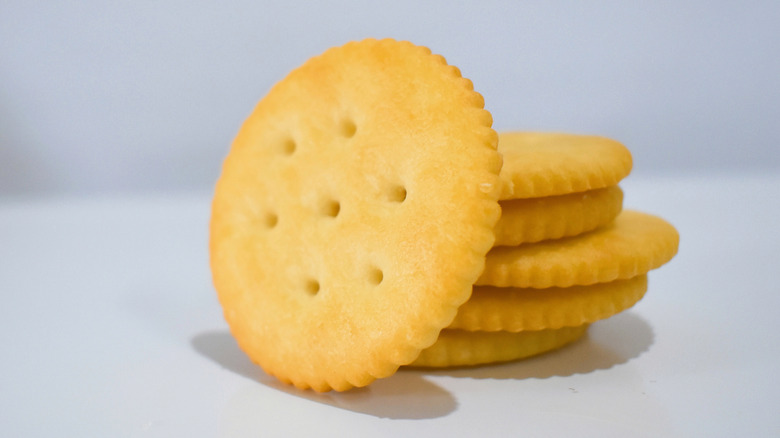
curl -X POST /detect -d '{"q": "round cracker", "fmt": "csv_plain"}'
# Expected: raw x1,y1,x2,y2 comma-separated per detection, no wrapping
409,325,588,368
498,132,632,200
478,210,679,288
495,185,623,246
210,39,502,392
450,275,647,332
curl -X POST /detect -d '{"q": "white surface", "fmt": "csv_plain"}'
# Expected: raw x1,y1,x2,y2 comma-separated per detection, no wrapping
2,1,779,195
1,173,779,437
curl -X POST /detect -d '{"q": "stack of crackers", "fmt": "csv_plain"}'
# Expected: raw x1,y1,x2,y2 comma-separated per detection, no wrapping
210,39,679,392
411,132,679,367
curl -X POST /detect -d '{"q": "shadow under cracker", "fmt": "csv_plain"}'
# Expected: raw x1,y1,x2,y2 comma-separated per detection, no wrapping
191,312,652,418
190,330,457,420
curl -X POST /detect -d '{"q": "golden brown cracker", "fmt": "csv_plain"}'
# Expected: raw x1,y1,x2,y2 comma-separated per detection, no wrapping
450,275,647,332
495,185,623,246
478,210,679,288
498,132,632,200
210,39,502,392
409,325,588,368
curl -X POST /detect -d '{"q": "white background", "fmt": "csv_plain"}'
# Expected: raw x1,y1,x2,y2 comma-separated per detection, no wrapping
1,1,778,196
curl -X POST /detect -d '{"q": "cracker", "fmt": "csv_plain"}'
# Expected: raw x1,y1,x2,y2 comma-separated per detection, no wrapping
450,275,646,332
409,325,588,368
210,39,502,392
495,185,623,246
498,132,632,200
478,210,679,288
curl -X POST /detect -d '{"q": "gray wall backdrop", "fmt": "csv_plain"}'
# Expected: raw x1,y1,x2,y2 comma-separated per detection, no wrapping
1,1,778,197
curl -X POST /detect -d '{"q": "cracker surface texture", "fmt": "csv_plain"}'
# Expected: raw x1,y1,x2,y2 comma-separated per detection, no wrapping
410,325,588,368
478,210,679,288
498,132,632,200
495,185,623,246
450,275,647,332
210,39,501,391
